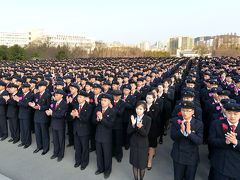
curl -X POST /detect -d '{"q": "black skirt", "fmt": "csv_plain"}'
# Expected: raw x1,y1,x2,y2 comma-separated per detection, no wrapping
148,136,158,148
129,147,148,169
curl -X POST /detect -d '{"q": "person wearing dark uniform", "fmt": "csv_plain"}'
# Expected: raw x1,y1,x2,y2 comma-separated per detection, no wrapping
129,79,141,102
89,83,103,152
145,92,159,170
112,90,126,162
30,81,51,155
46,89,68,162
93,94,115,179
71,90,92,170
127,100,151,180
151,87,164,144
172,91,202,121
16,83,34,148
208,103,240,180
122,84,136,150
5,83,20,143
171,101,203,180
66,82,79,147
0,81,9,141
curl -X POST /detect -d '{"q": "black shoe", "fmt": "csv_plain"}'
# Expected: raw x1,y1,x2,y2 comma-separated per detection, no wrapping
57,157,62,162
13,140,19,144
67,144,73,147
104,173,110,179
159,137,163,144
90,149,95,152
50,155,57,159
147,166,152,171
41,150,48,155
0,137,7,141
18,143,24,147
80,166,86,170
8,139,14,142
33,148,42,153
74,163,80,168
115,157,122,163
24,145,30,149
95,170,103,175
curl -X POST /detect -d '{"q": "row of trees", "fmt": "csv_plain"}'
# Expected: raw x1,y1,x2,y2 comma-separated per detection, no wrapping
0,45,27,61
0,40,170,61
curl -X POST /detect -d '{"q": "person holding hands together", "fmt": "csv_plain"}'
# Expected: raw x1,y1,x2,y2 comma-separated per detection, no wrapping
170,101,203,180
128,100,152,180
208,102,240,180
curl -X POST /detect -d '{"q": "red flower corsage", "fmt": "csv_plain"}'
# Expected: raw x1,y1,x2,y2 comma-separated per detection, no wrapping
222,123,228,130
177,112,182,116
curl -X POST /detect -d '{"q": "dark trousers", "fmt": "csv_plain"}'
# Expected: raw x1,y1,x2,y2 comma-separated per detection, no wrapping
19,118,32,146
96,141,112,175
123,122,130,148
112,129,123,160
74,134,89,167
52,128,65,158
208,167,239,180
8,117,19,141
0,116,8,138
173,161,198,180
67,121,74,145
35,122,49,152
90,126,96,150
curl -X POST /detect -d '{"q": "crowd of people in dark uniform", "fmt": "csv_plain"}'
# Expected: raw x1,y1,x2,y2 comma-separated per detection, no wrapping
0,56,240,180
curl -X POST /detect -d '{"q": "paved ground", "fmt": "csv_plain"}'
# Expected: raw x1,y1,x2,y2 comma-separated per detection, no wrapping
0,132,209,180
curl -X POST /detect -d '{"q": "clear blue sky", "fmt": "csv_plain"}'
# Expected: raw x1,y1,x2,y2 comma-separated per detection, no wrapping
0,0,239,44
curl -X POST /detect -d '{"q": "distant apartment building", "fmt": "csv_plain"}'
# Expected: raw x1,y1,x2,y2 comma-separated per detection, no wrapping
212,33,240,50
194,33,240,56
194,36,215,48
139,41,151,51
151,40,167,51
167,36,194,55
0,29,95,52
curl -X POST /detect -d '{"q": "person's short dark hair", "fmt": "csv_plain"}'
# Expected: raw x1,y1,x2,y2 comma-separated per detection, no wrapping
157,83,163,87
163,78,171,84
146,91,155,99
151,87,159,93
135,100,147,113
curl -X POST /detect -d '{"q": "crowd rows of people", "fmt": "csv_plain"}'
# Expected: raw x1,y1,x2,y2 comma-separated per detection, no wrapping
0,56,239,180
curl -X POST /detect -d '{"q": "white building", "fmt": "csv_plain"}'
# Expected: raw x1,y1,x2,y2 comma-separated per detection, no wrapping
46,34,95,51
0,32,28,47
176,49,198,57
0,29,96,52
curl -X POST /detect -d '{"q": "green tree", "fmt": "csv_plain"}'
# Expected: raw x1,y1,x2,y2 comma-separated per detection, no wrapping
56,50,68,60
0,45,9,60
9,45,27,61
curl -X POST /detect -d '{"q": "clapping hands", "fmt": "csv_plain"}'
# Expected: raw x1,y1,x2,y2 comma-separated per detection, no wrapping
225,132,238,145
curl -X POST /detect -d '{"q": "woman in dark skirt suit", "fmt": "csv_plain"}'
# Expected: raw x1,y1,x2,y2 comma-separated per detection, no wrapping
127,100,152,180
145,92,159,170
